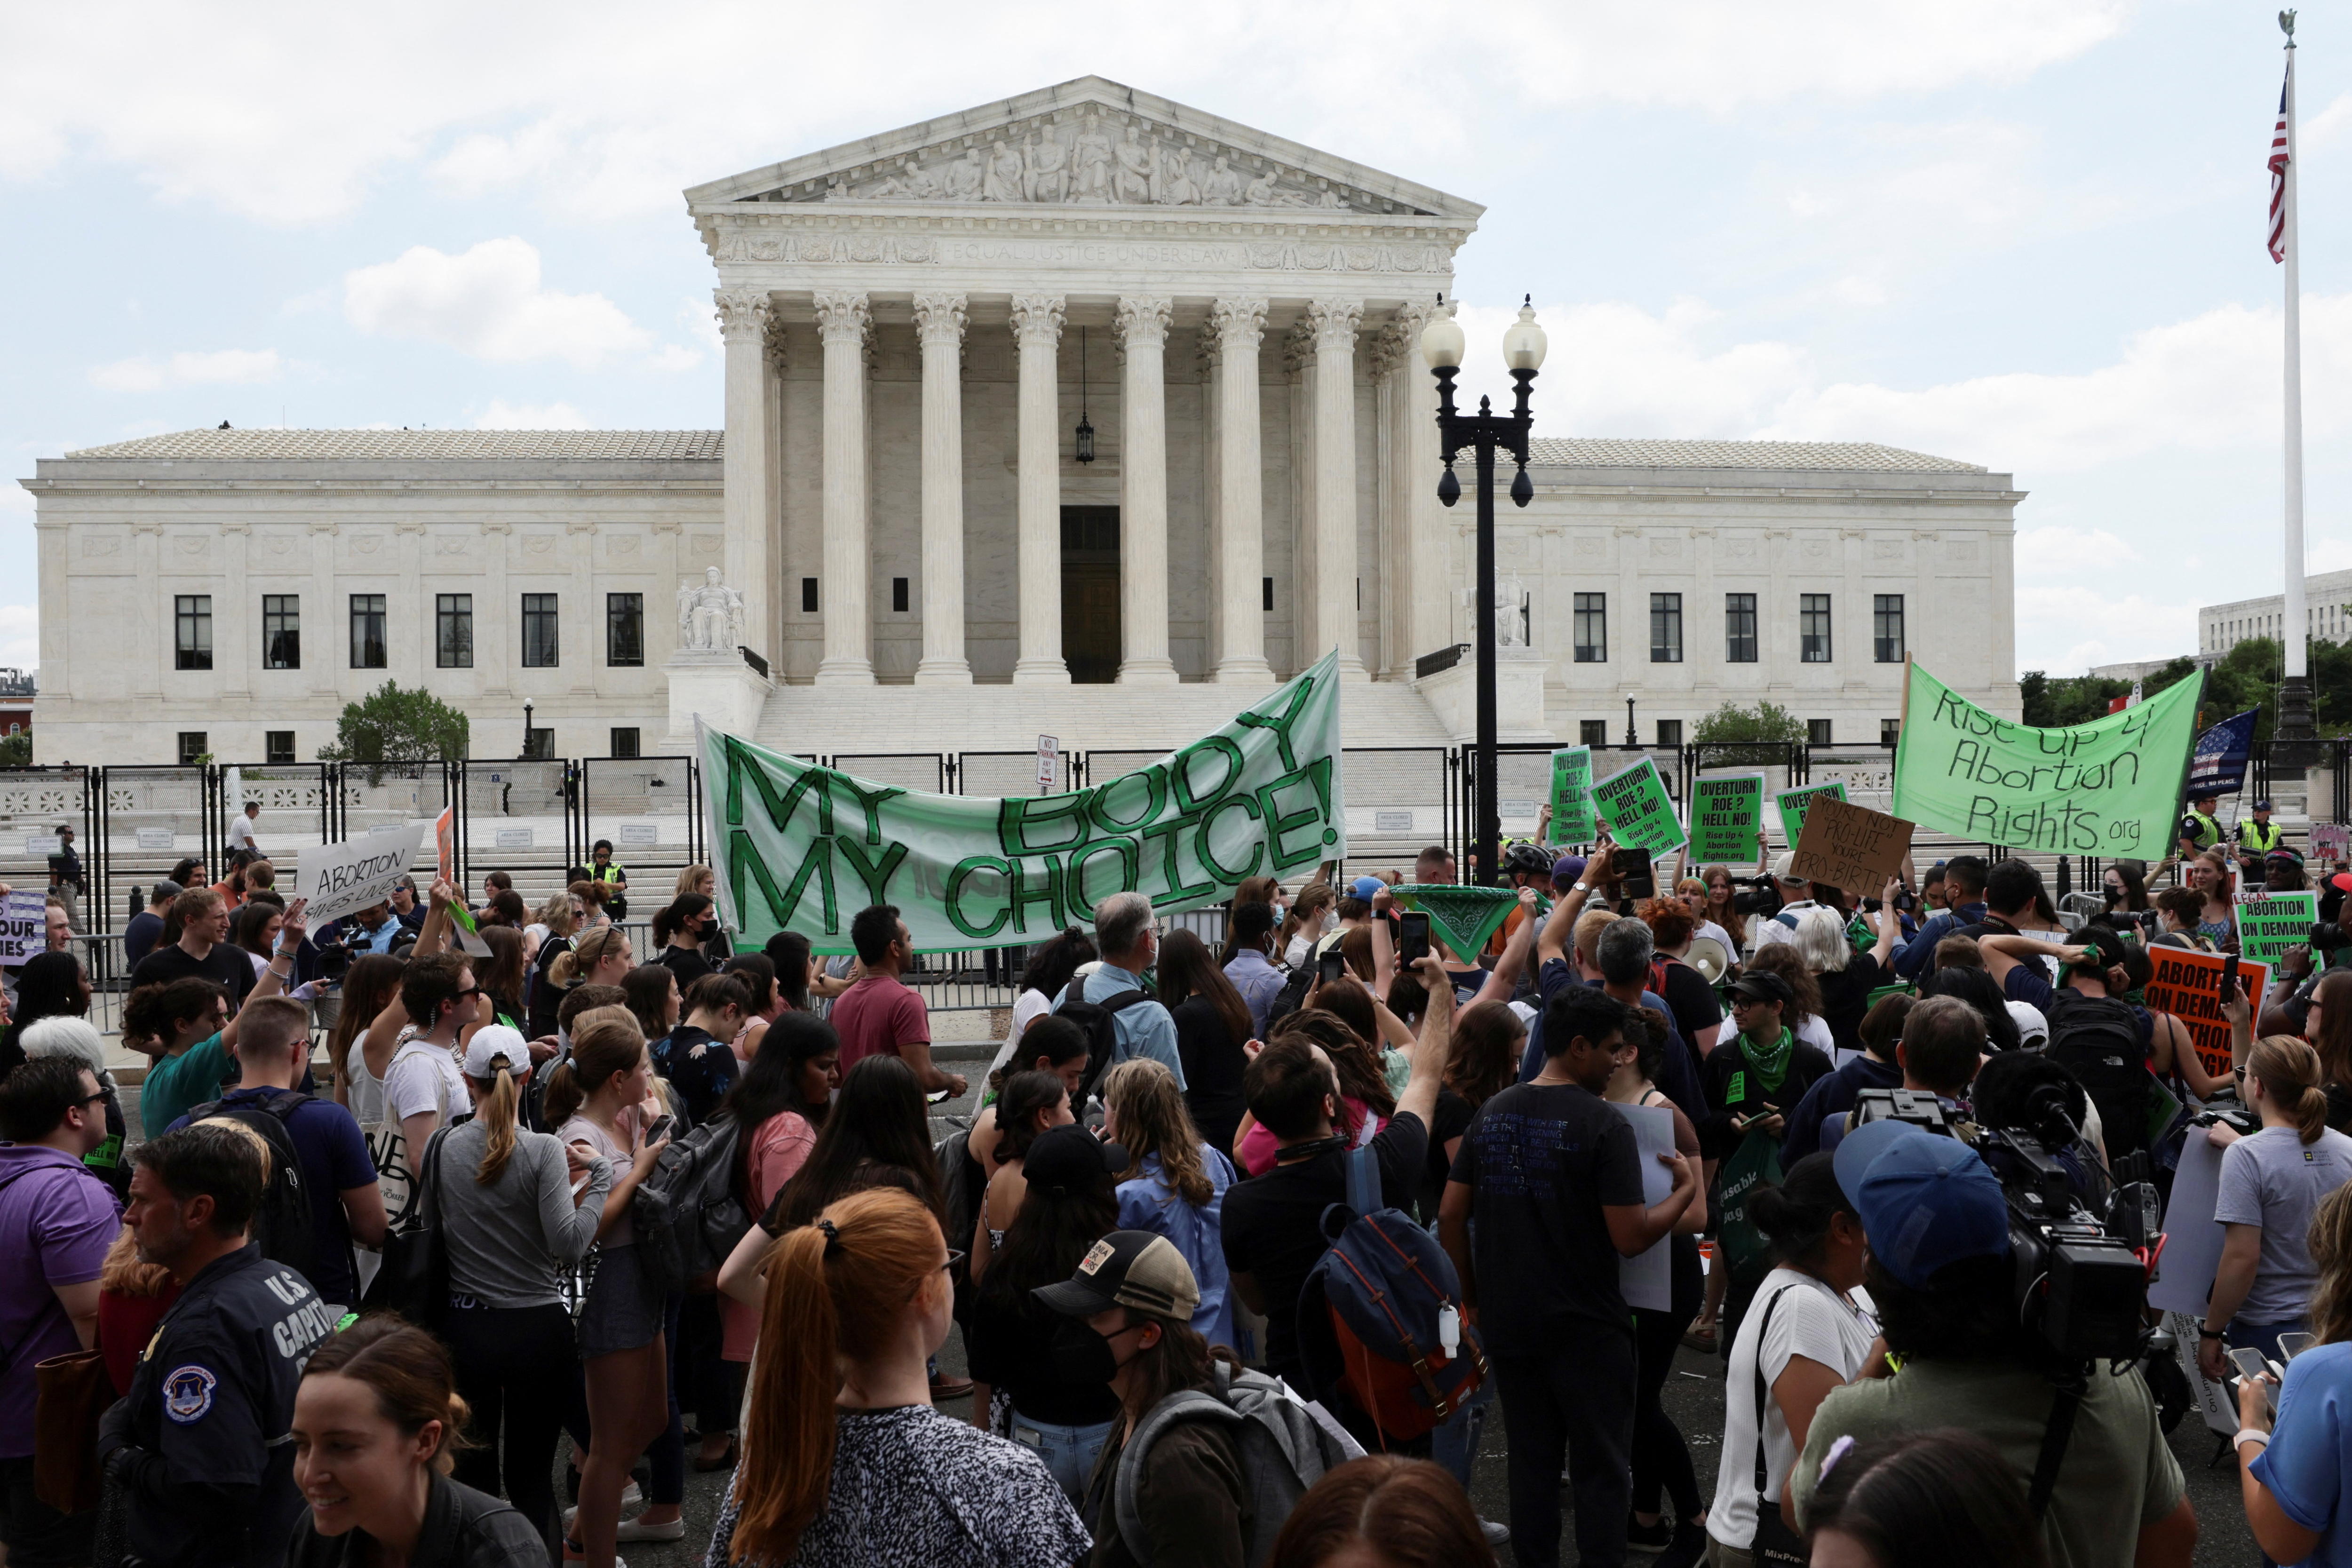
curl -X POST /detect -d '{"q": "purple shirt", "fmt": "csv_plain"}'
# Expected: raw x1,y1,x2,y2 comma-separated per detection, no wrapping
0,1145,121,1458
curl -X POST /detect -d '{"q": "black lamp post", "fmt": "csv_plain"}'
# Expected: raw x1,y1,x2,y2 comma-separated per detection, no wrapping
1626,696,1638,747
1422,294,1547,888
522,700,534,759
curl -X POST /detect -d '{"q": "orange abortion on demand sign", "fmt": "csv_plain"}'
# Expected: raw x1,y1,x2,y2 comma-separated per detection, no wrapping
2140,945,2270,1084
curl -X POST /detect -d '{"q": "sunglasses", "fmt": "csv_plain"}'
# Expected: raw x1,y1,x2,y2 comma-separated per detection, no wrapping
941,1249,968,1274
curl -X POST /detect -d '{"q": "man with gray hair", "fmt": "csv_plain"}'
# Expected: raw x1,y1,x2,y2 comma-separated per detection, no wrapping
1057,891,1186,1090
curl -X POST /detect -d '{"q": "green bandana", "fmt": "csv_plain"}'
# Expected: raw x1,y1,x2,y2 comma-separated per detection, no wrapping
1393,885,1542,959
1740,1026,1796,1097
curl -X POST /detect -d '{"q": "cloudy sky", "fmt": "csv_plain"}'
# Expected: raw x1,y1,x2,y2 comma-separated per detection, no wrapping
2,0,2344,679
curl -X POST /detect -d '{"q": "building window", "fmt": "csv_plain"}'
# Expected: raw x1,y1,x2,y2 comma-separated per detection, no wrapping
178,732,207,765
1573,593,1607,663
349,594,387,669
521,594,560,668
1577,719,1606,746
610,727,641,759
262,596,300,670
1725,593,1758,662
1881,718,1901,746
1263,577,1275,613
607,594,644,667
1808,718,1834,746
174,596,213,671
436,595,474,669
1649,593,1683,663
1873,594,1906,663
801,578,818,613
1800,594,1833,663
891,578,909,614
524,727,555,761
1657,719,1683,748
265,730,295,764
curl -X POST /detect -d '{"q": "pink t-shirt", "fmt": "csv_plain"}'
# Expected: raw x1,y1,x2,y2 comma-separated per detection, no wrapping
1237,1098,1383,1178
832,975,930,1073
722,1110,818,1362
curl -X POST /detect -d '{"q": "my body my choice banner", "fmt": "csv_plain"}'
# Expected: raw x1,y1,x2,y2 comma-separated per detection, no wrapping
1891,661,2205,858
699,652,1345,953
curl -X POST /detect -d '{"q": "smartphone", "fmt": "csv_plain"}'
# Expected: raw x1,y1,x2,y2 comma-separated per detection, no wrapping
2227,1346,2281,1416
925,1088,954,1104
1397,911,1431,966
643,1115,675,1147
2280,1331,2318,1361
1613,846,1655,901
1319,950,1347,987
2222,953,2241,1005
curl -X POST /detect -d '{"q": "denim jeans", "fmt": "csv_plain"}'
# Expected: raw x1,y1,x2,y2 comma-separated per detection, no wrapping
1009,1412,1116,1510
1429,1367,1495,1490
2228,1316,2308,1367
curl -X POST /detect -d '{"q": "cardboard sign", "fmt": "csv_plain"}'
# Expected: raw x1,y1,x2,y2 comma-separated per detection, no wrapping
1774,782,1847,849
1613,1101,1677,1312
1789,797,1915,897
2238,892,2319,968
1590,756,1687,856
2150,1127,2228,1316
1549,747,1596,843
2142,945,2272,1083
293,821,429,924
0,889,46,966
433,806,455,887
1689,773,1765,864
2313,823,2350,863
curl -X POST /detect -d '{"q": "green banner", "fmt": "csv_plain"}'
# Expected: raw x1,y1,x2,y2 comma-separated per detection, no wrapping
698,652,1345,953
1591,756,1688,855
1549,747,1595,843
1689,773,1765,864
1774,782,1846,850
2238,891,2319,967
1395,884,1534,960
1891,661,2205,857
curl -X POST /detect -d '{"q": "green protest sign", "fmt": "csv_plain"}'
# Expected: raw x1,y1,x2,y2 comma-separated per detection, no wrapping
1591,756,1687,855
698,652,1345,953
1774,782,1846,850
1550,747,1595,843
1689,773,1764,864
2238,892,2319,967
1891,661,2204,856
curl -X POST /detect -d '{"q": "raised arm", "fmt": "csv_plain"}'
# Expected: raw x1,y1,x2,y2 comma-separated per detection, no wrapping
1869,879,1901,968
410,879,455,959
222,898,306,1049
1537,831,1613,967
1394,955,1455,1130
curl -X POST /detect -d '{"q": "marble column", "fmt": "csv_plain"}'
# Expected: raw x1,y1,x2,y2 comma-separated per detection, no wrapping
1396,301,1450,672
812,290,874,685
1115,296,1177,684
715,287,773,665
1010,293,1069,685
911,292,971,684
1308,299,1367,680
1209,297,1273,685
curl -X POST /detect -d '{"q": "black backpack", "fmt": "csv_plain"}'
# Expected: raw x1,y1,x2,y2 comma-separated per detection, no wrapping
2044,989,2151,1156
1057,986,1153,1108
632,1114,751,1293
186,1090,323,1292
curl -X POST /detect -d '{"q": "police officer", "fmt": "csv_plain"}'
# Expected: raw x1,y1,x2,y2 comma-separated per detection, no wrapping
587,837,628,919
2239,798,2285,855
2178,793,2224,859
98,1123,336,1568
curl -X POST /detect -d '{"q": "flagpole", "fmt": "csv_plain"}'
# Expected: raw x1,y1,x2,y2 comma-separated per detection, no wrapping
2279,11,2317,750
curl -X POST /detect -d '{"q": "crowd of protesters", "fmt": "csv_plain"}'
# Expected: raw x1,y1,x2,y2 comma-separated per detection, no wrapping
8,793,2352,1568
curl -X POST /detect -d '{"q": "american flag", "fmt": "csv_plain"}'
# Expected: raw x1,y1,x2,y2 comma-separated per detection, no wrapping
2269,63,2293,263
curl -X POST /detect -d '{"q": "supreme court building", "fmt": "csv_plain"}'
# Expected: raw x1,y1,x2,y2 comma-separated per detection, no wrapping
22,77,2023,770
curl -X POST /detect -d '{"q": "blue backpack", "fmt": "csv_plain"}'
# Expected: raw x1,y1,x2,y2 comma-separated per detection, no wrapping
1297,1144,1486,1442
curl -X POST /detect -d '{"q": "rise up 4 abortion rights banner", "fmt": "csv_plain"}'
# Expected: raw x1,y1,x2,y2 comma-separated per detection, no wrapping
1891,661,2205,857
699,652,1345,952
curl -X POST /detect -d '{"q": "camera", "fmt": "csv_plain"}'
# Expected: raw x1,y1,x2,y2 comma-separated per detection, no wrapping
1851,1088,2156,1363
316,939,353,982
2313,921,2349,955
1727,874,1783,920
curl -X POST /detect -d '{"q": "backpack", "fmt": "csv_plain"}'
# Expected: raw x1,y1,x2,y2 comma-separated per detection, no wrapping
1296,1145,1486,1443
1057,986,1152,1108
631,1113,751,1292
2044,988,2152,1157
1112,1358,1361,1568
187,1090,323,1291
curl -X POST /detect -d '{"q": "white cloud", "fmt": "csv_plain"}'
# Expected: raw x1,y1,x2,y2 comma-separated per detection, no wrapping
2016,526,2141,577
2015,581,2198,674
471,400,589,429
644,343,702,374
680,297,722,357
87,348,283,393
343,238,649,368
2306,93,2352,151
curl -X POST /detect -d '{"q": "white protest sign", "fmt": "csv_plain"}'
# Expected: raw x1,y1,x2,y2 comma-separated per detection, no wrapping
0,890,46,966
2149,1127,2228,1317
294,821,429,924
1613,1101,1677,1312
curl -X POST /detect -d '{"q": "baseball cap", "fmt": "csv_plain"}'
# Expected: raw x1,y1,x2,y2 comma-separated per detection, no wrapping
2332,871,2352,895
1350,876,1385,902
1551,855,1588,888
463,1025,533,1079
1727,971,1796,1010
1771,851,1807,888
2254,799,2275,812
1832,1120,2011,1289
2005,1000,2050,1050
149,878,183,904
1033,1229,1202,1324
1020,1124,1125,1195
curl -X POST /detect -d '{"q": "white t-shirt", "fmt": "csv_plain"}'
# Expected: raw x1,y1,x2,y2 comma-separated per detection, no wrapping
1692,918,1736,956
983,987,1058,1085
383,1036,466,1128
1796,1012,1835,1060
227,815,258,852
1708,1269,1879,1550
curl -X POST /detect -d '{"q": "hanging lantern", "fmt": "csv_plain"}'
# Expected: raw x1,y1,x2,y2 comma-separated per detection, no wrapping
1074,326,1096,463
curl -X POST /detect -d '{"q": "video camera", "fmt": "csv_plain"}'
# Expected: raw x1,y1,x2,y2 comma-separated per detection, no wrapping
1851,1088,2157,1364
1724,874,1783,921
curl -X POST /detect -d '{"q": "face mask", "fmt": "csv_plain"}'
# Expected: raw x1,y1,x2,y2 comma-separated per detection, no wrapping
1050,1318,1124,1386
1321,911,1339,933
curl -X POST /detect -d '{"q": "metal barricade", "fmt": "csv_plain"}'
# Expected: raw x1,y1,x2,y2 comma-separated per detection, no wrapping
578,756,706,899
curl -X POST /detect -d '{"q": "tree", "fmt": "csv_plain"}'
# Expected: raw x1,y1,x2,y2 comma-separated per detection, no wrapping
1690,700,1805,763
0,733,31,767
317,682,470,769
2018,655,2203,731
